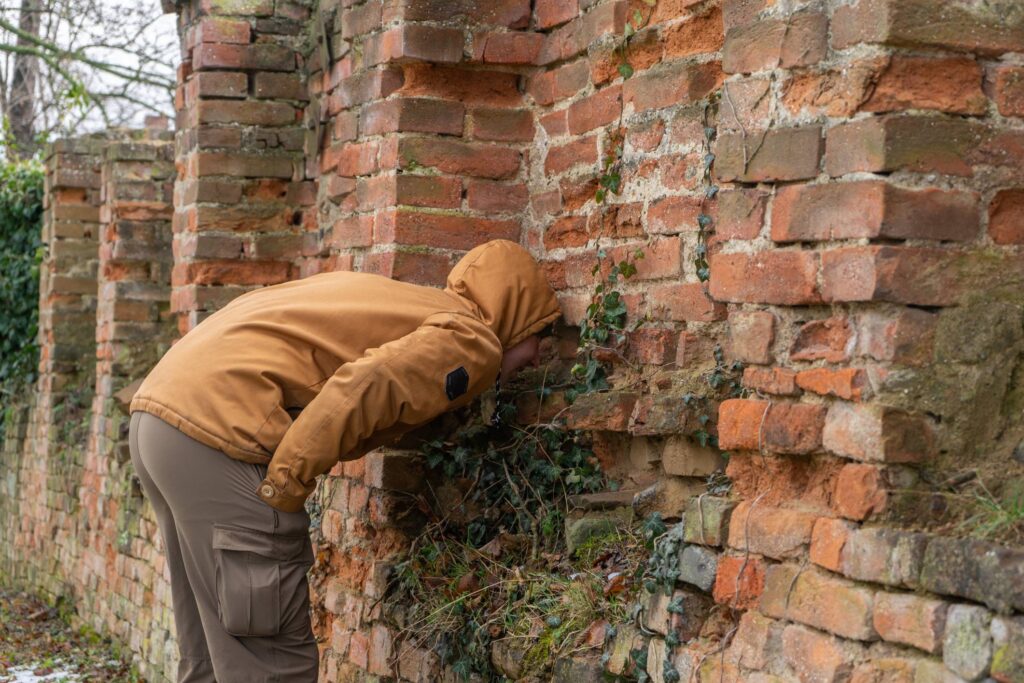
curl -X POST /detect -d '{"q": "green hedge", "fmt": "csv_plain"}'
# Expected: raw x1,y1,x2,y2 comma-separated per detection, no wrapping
0,161,44,401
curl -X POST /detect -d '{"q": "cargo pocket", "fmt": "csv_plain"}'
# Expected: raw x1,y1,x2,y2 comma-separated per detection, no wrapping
212,523,311,637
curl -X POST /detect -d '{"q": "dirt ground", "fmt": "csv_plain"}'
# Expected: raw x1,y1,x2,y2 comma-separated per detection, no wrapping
0,589,137,683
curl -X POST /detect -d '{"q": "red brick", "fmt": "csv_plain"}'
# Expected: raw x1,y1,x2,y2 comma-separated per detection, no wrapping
723,13,828,74
831,0,1024,55
624,61,724,112
565,391,638,431
717,189,767,240
399,138,521,179
194,151,294,178
727,310,775,364
796,368,869,401
647,283,726,322
544,135,598,175
466,180,528,212
762,402,826,455
855,309,936,367
627,328,679,365
790,317,852,363
539,110,567,136
784,569,877,641
825,116,986,178
330,214,373,248
192,43,295,72
589,27,661,86
988,189,1024,245
863,56,987,115
175,260,291,286
646,195,702,234
253,72,307,100
396,0,530,28
718,398,768,451
544,215,589,249
709,250,820,305
196,99,296,126
194,72,248,99
820,246,961,307
626,118,665,153
376,209,519,251
823,403,935,464
781,63,881,118
341,0,382,39
480,31,544,64
873,593,948,654
359,98,465,136
194,17,251,43
728,502,816,559
363,25,464,66
335,141,381,177
713,554,766,610
833,463,888,521
771,182,980,243
782,624,861,683
663,5,725,58
367,623,394,676
398,64,521,107
330,68,404,112
586,202,644,239
362,249,452,286
715,126,823,182
395,175,462,209
470,108,534,142
809,517,856,572
742,367,798,396
567,85,622,135
992,66,1024,117
534,0,577,28
848,659,917,683
349,630,369,668
527,60,590,107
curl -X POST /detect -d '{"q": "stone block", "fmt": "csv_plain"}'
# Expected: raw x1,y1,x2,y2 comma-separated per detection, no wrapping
679,544,718,592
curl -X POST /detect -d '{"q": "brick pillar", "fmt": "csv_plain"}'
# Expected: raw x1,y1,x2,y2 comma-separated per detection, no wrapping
172,0,316,333
72,126,178,681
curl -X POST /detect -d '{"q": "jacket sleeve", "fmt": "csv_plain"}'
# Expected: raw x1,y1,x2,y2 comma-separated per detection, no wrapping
256,312,502,512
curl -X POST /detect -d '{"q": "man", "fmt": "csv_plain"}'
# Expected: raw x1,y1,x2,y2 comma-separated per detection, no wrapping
128,240,561,682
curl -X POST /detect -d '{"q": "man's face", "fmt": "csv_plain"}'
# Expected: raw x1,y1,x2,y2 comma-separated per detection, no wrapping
500,335,540,382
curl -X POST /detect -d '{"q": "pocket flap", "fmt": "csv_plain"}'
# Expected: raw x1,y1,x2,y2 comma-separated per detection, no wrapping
212,523,308,561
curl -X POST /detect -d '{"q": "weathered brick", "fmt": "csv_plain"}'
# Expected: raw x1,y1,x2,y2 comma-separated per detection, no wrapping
662,436,722,478
728,611,782,671
544,135,598,175
359,98,465,136
479,31,544,64
823,403,936,464
943,604,993,681
727,311,775,365
992,65,1024,117
785,568,877,641
791,317,852,363
782,624,861,683
363,25,464,66
465,180,527,213
395,175,462,209
920,537,1024,615
863,56,987,115
832,0,1024,56
399,138,521,179
723,12,828,74
193,72,248,98
713,554,765,609
663,5,725,58
565,391,638,431
646,195,702,234
809,517,855,573
623,61,724,113
710,251,820,305
567,85,621,135
820,246,963,307
825,116,988,178
647,283,725,322
534,0,577,28
253,72,308,100
771,182,980,243
377,209,519,250
341,0,382,39
874,592,948,654
833,463,888,521
988,189,1024,245
717,188,767,240
470,108,534,142
679,544,719,591
992,617,1024,682
193,43,295,71
841,527,928,589
715,126,823,182
728,502,816,559
796,368,869,401
527,60,590,107
683,496,735,546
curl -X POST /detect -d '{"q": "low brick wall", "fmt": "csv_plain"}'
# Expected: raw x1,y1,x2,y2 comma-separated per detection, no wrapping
2,0,1024,681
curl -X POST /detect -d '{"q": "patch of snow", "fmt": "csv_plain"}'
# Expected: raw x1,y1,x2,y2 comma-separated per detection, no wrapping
1,662,82,683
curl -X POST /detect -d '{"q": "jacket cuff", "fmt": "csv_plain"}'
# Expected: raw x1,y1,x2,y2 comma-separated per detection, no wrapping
256,479,308,513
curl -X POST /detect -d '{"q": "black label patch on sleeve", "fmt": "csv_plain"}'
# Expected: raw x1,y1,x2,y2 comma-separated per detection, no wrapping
445,366,470,401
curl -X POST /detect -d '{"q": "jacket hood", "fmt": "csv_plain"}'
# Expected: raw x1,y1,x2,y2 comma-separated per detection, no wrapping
445,240,561,350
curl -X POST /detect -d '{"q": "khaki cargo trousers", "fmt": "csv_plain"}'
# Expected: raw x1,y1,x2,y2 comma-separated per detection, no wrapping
129,411,319,682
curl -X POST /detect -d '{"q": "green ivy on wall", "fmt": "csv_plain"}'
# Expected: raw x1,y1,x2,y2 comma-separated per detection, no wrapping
0,160,44,406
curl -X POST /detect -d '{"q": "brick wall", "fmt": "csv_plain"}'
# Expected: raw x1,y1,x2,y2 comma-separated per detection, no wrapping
2,0,1023,681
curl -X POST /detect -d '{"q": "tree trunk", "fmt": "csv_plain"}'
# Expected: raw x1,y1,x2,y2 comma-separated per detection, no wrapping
7,0,41,160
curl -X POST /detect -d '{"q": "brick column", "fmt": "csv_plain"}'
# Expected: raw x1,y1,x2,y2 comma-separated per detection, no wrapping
172,0,315,333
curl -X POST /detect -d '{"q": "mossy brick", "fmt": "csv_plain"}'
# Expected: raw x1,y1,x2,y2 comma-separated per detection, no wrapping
203,0,272,15
679,544,718,591
564,509,631,554
683,496,734,546
552,657,603,682
564,391,638,431
991,617,1024,682
840,527,927,589
943,604,992,681
605,623,643,676
921,537,1024,614
629,393,702,436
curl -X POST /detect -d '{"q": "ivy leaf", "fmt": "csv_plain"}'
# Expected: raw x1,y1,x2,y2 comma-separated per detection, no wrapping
617,62,634,79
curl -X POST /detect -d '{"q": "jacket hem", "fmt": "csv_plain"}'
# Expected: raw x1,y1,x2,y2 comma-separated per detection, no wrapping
129,397,272,465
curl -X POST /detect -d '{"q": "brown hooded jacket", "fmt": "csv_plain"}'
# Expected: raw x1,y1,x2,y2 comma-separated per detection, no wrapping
129,240,561,512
